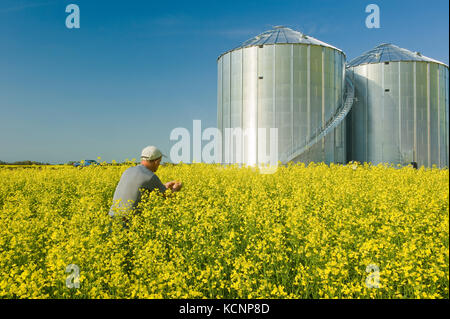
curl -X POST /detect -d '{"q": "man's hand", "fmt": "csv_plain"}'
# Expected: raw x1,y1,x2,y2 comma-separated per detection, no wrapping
172,181,182,192
164,181,176,189
164,180,182,192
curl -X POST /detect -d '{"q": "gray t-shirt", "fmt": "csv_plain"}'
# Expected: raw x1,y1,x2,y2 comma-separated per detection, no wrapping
109,165,166,217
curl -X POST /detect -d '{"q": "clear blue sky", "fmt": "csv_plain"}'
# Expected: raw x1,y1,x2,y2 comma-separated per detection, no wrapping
0,0,448,164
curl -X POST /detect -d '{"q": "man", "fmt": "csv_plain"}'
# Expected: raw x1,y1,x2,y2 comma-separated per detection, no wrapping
109,145,182,219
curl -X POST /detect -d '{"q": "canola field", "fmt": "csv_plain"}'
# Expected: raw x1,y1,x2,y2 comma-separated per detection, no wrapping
0,163,448,299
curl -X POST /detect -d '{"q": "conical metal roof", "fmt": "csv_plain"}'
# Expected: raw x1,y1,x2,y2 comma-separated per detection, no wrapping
218,26,344,60
347,43,448,68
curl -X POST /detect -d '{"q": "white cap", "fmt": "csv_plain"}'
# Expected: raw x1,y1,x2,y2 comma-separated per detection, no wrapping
141,146,166,161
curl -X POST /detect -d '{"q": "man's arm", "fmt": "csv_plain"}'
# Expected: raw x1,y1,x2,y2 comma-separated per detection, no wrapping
149,174,168,194
147,175,182,197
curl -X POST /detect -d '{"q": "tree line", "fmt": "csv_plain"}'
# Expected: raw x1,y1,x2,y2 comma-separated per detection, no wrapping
0,160,51,165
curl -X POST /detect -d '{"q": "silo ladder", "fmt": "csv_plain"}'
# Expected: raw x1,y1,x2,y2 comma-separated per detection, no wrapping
281,75,355,164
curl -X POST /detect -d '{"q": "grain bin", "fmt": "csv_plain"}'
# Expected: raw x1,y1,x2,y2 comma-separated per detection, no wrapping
346,43,449,168
217,26,347,166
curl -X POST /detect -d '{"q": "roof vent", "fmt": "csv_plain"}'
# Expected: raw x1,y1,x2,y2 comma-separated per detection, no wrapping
415,52,422,56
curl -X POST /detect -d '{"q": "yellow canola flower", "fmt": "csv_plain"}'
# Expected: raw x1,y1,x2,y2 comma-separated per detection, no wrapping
0,162,447,299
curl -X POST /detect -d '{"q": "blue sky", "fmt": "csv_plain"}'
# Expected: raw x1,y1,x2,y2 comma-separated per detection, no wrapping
0,0,448,164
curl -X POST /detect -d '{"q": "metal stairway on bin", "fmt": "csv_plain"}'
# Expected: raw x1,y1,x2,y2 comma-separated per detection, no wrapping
281,75,355,164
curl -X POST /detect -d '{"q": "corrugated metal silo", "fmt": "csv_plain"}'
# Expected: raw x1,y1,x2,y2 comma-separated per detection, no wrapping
347,43,449,168
217,26,347,166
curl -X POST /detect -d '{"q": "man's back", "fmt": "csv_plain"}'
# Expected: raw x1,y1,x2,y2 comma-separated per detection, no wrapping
109,164,166,217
